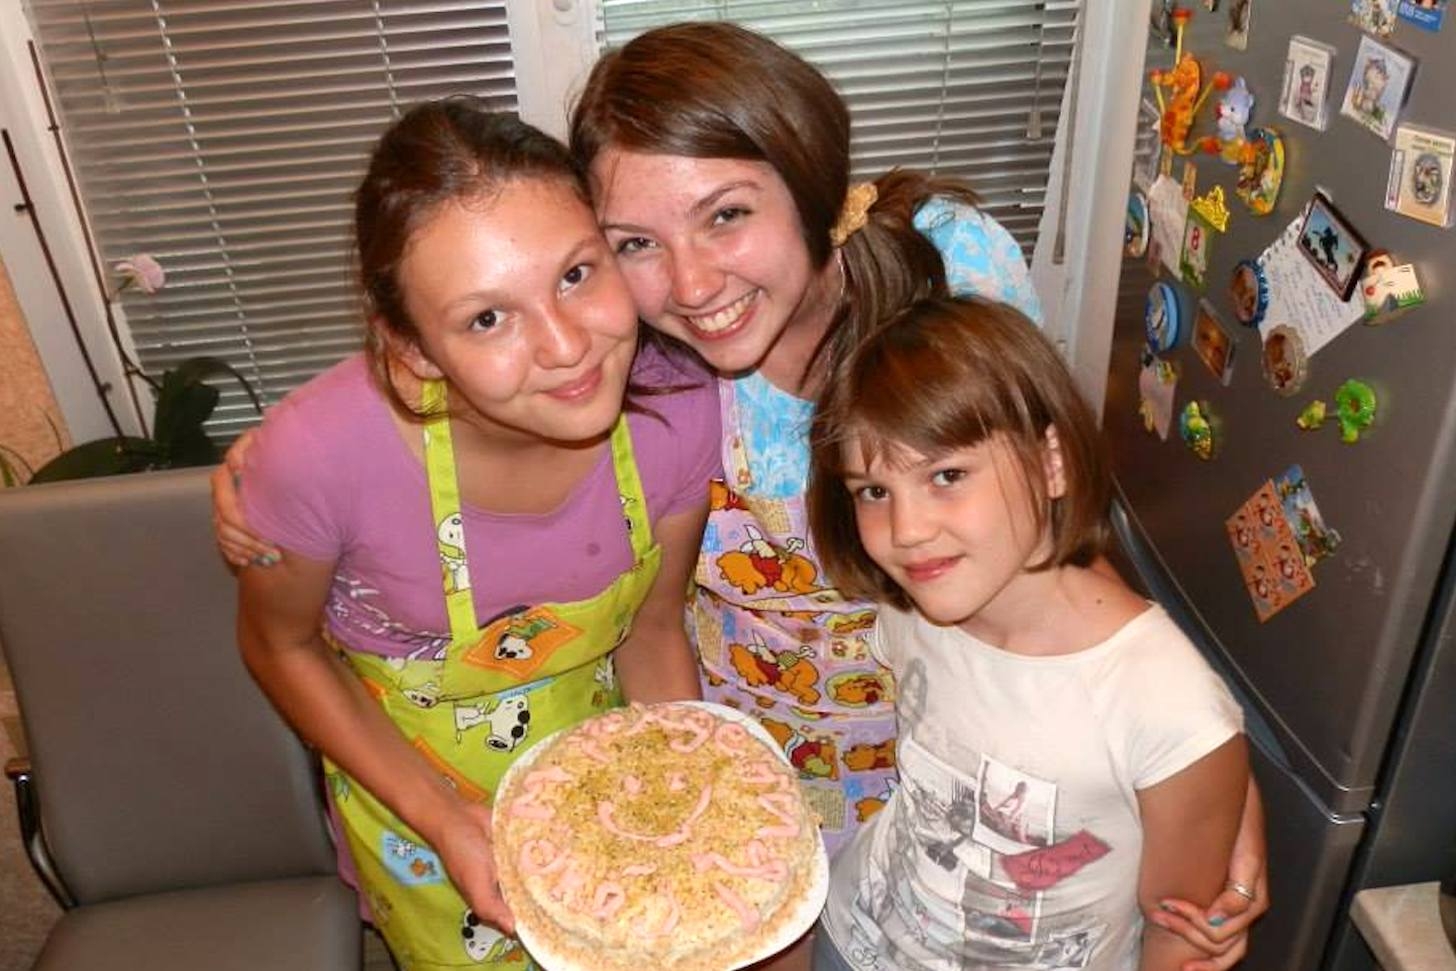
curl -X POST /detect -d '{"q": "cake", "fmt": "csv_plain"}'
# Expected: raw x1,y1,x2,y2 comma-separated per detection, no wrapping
494,702,821,970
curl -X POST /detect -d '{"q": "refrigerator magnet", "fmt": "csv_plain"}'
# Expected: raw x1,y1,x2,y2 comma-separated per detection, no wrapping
1194,301,1237,385
1226,0,1253,50
1350,0,1399,37
1281,36,1336,132
1261,325,1309,396
1334,379,1378,442
1235,128,1285,215
1139,355,1180,441
1211,77,1255,164
1397,0,1447,32
1297,399,1328,431
1360,251,1426,321
1145,281,1183,352
1127,189,1152,257
1274,464,1343,567
1180,211,1213,289
1339,35,1416,142
1179,400,1218,460
1384,124,1456,228
1230,260,1270,326
1296,192,1371,301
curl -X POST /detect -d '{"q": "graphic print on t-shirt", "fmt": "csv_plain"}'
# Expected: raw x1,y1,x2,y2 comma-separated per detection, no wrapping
890,738,1110,969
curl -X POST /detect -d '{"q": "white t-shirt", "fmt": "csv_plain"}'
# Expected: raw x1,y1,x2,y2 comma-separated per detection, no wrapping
821,604,1243,971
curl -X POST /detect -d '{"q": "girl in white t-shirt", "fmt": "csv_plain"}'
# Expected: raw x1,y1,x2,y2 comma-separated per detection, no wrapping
805,296,1251,971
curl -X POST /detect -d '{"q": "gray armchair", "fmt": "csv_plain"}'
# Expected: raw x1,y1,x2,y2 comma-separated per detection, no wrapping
0,468,360,969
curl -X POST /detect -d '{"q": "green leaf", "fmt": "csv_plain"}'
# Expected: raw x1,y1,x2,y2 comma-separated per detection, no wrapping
152,370,220,455
29,437,162,482
168,357,263,414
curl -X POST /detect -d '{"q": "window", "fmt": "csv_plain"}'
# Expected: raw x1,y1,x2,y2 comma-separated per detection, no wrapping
597,0,1082,253
24,0,519,432
19,0,1079,435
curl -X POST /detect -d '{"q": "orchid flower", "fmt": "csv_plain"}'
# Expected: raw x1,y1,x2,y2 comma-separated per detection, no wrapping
111,254,166,298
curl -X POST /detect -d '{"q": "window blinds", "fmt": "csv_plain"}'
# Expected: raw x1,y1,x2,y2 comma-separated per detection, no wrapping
597,0,1082,253
25,0,517,432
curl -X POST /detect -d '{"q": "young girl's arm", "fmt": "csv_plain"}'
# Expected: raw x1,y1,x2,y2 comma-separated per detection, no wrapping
237,552,513,933
1136,735,1250,971
1152,777,1268,970
613,502,709,703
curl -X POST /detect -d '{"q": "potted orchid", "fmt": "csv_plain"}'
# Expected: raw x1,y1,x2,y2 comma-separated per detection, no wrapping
23,255,263,483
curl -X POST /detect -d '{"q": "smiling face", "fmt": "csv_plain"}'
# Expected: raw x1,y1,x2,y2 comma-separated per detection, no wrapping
590,149,838,379
841,434,1061,637
395,177,638,446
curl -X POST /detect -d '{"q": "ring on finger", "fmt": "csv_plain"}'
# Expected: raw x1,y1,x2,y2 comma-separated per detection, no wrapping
1226,880,1257,903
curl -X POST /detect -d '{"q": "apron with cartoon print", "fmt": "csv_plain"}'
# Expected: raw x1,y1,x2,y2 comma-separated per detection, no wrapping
324,380,660,970
694,378,898,858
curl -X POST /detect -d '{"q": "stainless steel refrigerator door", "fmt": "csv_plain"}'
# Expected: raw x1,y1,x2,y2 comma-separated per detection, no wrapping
1106,1,1456,813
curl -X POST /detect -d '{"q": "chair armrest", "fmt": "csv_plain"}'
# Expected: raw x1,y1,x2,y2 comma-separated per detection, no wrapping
5,756,78,908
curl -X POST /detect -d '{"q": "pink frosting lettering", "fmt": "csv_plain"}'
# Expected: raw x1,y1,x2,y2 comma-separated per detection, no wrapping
712,881,761,932
756,791,802,839
518,839,568,876
591,882,626,919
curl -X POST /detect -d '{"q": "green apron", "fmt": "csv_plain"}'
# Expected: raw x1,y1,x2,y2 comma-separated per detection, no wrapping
324,381,661,969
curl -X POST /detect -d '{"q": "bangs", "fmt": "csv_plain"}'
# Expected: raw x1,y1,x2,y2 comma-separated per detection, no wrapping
830,308,1048,473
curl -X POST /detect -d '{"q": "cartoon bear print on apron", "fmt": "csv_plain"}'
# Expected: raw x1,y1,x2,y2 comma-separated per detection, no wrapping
325,380,661,969
694,378,899,858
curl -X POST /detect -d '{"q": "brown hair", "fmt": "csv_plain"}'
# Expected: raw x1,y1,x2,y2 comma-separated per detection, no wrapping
568,22,981,380
807,297,1109,610
355,97,593,419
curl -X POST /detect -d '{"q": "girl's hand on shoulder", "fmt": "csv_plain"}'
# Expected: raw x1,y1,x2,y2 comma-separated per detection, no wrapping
211,429,282,568
434,800,516,935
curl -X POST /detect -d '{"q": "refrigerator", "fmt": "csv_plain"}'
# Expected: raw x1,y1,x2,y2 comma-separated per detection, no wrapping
1102,4,1456,970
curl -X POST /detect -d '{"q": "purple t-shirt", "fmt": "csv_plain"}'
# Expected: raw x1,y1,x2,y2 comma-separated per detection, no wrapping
241,346,721,658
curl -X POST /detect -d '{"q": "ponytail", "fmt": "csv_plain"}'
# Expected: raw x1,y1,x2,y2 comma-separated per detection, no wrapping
812,170,981,382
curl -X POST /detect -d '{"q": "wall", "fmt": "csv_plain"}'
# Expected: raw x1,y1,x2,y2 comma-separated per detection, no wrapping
0,256,68,482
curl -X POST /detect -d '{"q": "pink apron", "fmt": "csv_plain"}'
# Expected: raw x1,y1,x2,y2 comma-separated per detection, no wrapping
693,379,898,857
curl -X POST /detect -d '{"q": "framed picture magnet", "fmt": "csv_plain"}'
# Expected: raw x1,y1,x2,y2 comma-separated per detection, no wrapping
1235,128,1285,215
1261,324,1309,396
1340,35,1416,142
1180,210,1214,289
1280,35,1335,132
1145,281,1184,352
1296,192,1371,301
1230,260,1270,327
1126,189,1152,257
1194,302,1237,385
1385,124,1456,228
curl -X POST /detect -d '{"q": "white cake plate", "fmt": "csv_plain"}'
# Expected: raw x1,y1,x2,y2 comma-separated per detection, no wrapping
496,701,831,971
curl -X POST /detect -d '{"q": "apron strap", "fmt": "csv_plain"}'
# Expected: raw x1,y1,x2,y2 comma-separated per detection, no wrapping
421,381,652,644
608,415,653,560
420,379,480,643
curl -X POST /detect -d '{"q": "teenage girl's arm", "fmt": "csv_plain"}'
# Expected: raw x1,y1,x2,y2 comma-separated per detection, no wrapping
237,552,514,934
613,502,709,703
1136,735,1250,971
